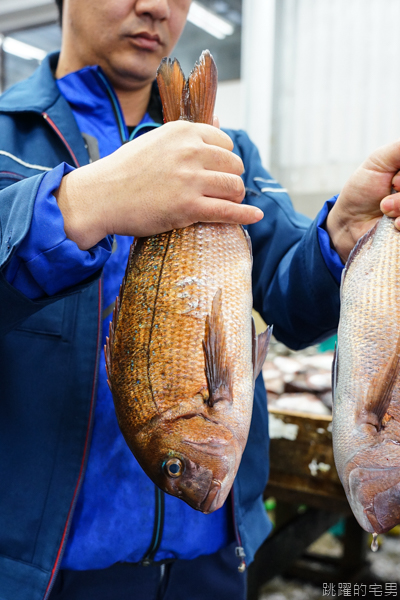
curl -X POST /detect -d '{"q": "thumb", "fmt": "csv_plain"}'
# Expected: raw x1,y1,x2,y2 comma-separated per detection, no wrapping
213,115,220,129
367,139,400,175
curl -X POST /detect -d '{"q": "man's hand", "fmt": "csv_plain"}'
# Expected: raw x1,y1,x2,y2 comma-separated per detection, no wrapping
55,120,263,250
326,139,400,263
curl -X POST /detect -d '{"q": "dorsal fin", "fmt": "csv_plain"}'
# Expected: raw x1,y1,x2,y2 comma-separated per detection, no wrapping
157,50,217,125
105,237,142,392
202,289,232,407
356,333,400,431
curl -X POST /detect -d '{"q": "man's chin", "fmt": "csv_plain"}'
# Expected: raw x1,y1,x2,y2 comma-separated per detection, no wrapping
105,53,161,89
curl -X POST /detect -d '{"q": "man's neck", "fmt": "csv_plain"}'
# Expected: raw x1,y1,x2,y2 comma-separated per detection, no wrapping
56,51,153,127
116,85,152,127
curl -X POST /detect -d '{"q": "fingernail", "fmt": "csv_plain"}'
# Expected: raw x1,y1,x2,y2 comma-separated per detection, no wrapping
254,208,264,220
381,197,394,212
396,217,400,230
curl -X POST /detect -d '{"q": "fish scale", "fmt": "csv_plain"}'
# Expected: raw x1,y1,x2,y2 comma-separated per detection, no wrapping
333,214,400,533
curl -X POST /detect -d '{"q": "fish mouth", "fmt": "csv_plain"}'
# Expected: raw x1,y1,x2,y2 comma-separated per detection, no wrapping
348,465,400,533
199,480,223,514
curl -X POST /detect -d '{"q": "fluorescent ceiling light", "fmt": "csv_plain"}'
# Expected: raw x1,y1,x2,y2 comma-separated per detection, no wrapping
2,36,46,61
188,1,234,40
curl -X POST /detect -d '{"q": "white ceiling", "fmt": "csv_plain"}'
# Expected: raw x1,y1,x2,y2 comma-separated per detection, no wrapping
0,0,57,33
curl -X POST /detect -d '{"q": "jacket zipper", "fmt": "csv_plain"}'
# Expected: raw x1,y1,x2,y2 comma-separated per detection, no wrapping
96,72,128,143
41,112,102,598
141,486,165,565
231,488,246,572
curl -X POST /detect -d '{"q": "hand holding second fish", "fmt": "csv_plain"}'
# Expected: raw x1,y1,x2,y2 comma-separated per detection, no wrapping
55,120,263,250
326,139,400,262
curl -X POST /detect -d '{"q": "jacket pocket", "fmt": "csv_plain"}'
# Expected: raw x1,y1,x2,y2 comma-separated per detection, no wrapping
16,300,65,337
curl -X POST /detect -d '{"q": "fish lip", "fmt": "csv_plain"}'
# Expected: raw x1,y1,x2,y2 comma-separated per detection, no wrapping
199,480,222,513
346,461,400,534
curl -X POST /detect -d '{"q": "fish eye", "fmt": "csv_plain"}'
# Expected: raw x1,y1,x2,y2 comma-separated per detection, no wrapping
164,458,184,478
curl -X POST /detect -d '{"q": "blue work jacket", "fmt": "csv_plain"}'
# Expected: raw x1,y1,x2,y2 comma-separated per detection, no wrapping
0,53,340,600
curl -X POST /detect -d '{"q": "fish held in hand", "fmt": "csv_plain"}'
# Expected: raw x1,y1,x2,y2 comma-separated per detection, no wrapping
105,51,272,513
332,214,400,534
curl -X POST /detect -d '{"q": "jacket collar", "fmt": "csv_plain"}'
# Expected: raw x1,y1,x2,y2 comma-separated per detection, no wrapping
0,52,163,123
0,52,91,167
0,52,163,168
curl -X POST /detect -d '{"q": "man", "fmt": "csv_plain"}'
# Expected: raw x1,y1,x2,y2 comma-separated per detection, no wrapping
1,1,400,599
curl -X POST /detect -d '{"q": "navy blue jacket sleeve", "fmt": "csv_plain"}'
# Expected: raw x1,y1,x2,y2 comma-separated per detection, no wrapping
229,129,340,350
4,163,112,299
0,174,103,336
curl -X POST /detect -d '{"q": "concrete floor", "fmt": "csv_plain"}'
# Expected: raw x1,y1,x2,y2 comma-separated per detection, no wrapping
259,531,400,600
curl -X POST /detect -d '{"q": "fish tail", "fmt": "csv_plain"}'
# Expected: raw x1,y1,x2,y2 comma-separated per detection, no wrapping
156,57,187,122
187,50,218,125
157,50,218,125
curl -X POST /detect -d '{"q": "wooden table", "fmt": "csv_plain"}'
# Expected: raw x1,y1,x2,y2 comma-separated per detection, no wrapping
247,408,368,600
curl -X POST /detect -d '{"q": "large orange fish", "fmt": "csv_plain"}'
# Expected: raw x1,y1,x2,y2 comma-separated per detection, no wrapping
105,51,271,513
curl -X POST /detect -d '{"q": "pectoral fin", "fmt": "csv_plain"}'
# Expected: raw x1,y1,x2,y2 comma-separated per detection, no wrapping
202,289,232,407
356,334,400,431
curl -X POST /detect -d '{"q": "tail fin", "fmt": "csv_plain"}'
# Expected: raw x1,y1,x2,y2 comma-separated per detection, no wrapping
156,57,187,122
156,50,218,125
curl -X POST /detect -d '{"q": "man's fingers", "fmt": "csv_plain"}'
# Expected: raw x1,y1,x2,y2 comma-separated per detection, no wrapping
392,171,400,191
197,123,234,151
213,115,220,129
202,172,245,202
380,192,400,217
193,197,263,225
203,146,244,176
